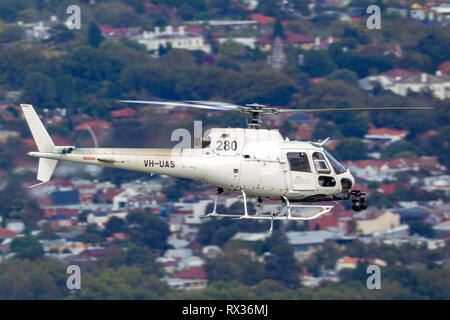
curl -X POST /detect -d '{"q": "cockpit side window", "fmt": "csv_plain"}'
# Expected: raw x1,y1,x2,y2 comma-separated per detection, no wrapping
287,152,311,173
323,149,346,174
312,152,331,174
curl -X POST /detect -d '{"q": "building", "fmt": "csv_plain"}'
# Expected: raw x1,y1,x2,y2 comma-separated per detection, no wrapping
87,211,128,228
135,26,211,53
256,31,316,51
355,210,400,235
232,232,271,242
47,214,76,230
19,16,58,40
335,256,387,272
286,230,338,261
0,227,19,240
391,73,450,100
364,127,409,146
98,24,139,41
359,69,450,100
164,266,208,290
267,37,287,71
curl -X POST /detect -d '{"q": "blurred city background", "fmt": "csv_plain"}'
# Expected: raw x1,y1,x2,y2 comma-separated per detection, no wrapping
0,0,449,299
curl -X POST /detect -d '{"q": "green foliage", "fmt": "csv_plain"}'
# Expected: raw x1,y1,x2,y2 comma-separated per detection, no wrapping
87,21,105,48
0,258,67,299
218,40,246,59
0,1,30,22
301,50,337,77
416,29,450,70
126,211,170,251
204,251,265,286
407,221,436,238
326,69,358,86
22,72,57,107
103,216,126,236
380,141,421,159
312,120,342,140
197,203,267,246
0,24,24,43
10,236,44,260
264,243,300,289
334,138,368,160
335,53,394,78
272,17,285,40
78,266,169,299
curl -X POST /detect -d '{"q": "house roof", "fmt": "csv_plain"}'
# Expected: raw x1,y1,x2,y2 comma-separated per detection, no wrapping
438,61,450,75
52,189,79,206
170,266,207,279
378,184,397,195
380,68,421,78
396,73,450,84
111,108,136,118
286,230,336,246
0,227,19,239
256,31,315,45
344,160,386,169
100,188,124,202
367,127,409,136
250,13,276,24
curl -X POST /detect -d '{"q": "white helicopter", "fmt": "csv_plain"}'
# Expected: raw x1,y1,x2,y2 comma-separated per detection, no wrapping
21,101,431,233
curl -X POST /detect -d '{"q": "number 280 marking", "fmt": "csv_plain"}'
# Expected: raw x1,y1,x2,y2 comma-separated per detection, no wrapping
217,140,237,151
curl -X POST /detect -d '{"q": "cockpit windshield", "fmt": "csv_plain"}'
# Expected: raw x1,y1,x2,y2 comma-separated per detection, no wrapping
323,149,347,175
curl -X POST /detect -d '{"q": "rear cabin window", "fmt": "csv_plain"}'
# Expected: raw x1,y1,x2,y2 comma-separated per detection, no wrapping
287,152,311,172
312,152,331,174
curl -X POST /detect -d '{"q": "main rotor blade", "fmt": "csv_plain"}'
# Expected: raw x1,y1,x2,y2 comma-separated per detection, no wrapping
187,100,243,109
276,107,433,113
119,100,235,111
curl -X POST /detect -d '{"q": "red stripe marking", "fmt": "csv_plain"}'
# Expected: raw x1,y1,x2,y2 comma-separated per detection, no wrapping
83,157,96,160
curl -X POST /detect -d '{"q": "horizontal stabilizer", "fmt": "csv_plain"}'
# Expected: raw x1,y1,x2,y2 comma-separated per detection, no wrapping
33,158,58,186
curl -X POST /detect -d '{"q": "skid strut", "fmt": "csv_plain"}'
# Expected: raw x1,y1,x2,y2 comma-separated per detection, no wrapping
206,189,334,233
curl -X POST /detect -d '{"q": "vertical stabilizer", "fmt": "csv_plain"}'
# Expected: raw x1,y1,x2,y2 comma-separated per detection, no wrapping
20,104,55,152
21,104,58,186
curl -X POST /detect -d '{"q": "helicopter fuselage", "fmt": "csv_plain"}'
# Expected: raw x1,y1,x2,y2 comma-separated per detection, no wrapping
28,128,355,200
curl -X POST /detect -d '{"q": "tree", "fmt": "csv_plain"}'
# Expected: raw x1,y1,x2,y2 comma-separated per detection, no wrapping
218,40,246,59
10,236,44,260
205,251,265,286
103,216,126,236
179,4,195,20
301,50,337,77
0,24,24,43
326,69,358,86
87,21,104,48
0,258,67,299
78,266,169,299
416,29,450,70
122,246,163,276
408,221,436,238
126,211,170,251
312,119,342,140
265,243,300,289
272,17,286,40
22,72,56,107
380,141,421,159
334,138,368,161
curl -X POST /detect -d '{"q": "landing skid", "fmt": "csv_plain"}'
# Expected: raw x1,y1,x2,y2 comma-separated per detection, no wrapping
205,189,333,234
